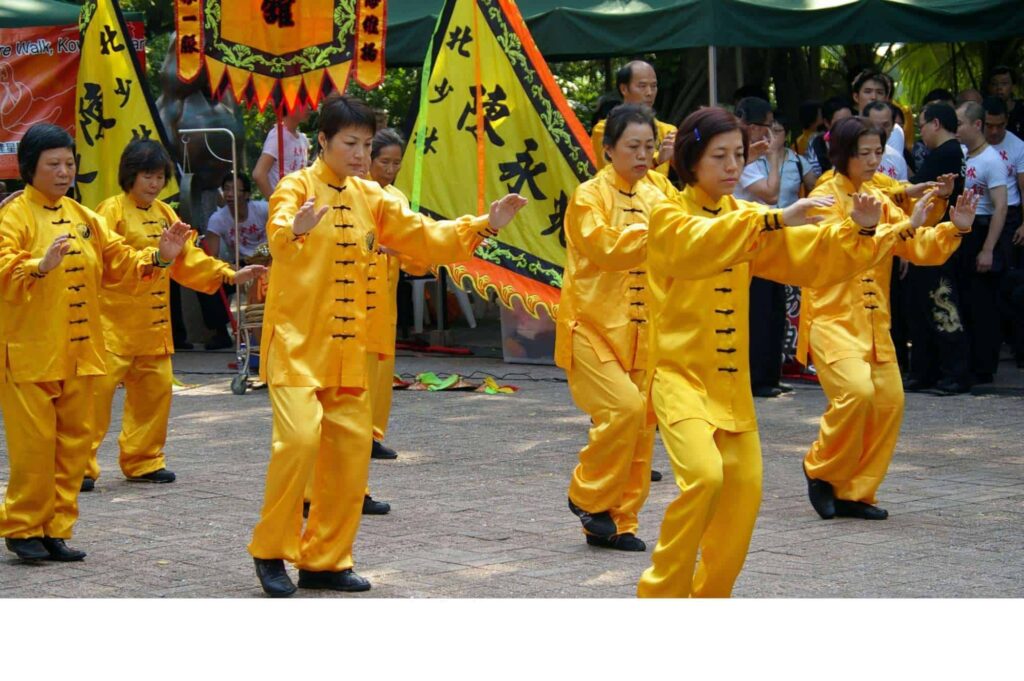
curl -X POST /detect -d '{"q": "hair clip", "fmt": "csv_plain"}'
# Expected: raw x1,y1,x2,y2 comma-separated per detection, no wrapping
824,131,831,143
693,127,702,142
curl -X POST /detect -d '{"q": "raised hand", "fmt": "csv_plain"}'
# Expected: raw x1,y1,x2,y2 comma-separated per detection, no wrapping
158,220,191,263
909,189,938,229
234,264,268,285
849,192,882,229
293,199,329,236
949,190,979,231
935,173,957,198
905,181,939,199
781,195,835,226
39,234,72,274
747,137,770,162
488,193,528,232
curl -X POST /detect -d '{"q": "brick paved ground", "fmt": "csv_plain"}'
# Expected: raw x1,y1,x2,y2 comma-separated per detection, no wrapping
1,349,1021,598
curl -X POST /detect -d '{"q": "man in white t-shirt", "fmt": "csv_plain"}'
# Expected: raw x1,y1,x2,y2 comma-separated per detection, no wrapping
982,96,1024,244
252,106,310,197
206,173,270,262
864,101,909,181
957,101,1010,384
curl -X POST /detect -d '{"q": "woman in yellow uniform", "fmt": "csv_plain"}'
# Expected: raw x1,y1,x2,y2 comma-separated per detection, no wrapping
82,140,266,490
637,108,898,598
0,124,189,562
558,104,676,551
800,117,976,520
248,95,526,597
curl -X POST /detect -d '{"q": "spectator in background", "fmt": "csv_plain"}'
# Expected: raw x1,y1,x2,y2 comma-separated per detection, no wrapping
795,101,822,156
864,101,909,181
806,96,854,178
590,93,622,132
957,100,1010,385
912,88,956,170
957,88,983,106
252,106,311,198
988,65,1024,139
904,103,969,394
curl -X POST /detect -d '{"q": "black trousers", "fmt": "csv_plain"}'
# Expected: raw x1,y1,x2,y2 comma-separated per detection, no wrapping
748,276,786,389
999,206,1024,361
889,258,911,370
960,214,1008,377
170,281,189,345
905,259,971,385
197,286,233,336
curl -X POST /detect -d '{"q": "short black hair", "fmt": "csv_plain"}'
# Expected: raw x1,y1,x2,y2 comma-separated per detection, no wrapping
983,95,1008,118
862,100,892,118
591,92,623,128
798,100,822,130
959,100,985,124
602,103,657,151
735,96,772,125
371,128,405,159
822,96,853,124
18,123,74,184
118,139,174,192
829,117,887,176
674,107,748,187
922,88,954,107
318,93,377,141
221,172,251,193
990,65,1017,84
851,69,892,98
921,103,957,133
733,84,768,104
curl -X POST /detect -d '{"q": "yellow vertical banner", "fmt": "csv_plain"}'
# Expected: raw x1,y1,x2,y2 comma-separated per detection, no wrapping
75,0,179,209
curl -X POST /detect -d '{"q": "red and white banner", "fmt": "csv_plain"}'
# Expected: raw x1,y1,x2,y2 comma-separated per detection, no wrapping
0,21,145,179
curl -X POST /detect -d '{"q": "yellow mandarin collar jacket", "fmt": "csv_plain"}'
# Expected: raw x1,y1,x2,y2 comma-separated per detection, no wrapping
97,193,236,357
591,118,677,176
0,185,163,383
261,158,491,388
555,164,677,372
646,183,894,432
797,172,965,366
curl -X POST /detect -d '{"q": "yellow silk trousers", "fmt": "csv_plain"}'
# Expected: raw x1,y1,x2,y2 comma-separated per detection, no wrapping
85,352,173,480
637,414,763,598
803,356,904,504
250,383,372,572
0,371,98,539
372,351,396,442
566,332,654,536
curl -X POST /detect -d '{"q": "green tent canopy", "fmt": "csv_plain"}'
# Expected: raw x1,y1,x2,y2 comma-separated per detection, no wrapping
0,0,144,28
386,0,1024,66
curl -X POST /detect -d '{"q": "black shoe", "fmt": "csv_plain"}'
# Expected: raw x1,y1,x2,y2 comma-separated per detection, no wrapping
302,501,310,519
902,377,934,392
174,340,194,351
586,533,646,552
362,495,391,515
930,379,970,396
4,537,49,561
650,469,663,482
41,537,86,562
297,568,371,592
804,468,836,519
834,499,888,520
752,385,783,398
254,558,297,597
205,332,233,351
128,468,176,484
974,372,995,385
80,476,95,492
371,440,398,460
568,497,617,538
778,383,794,393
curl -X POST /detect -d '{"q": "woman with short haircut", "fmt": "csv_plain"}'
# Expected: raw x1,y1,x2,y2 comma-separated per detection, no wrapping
82,139,265,490
248,95,526,597
558,104,677,552
637,108,893,598
0,124,189,562
800,117,975,522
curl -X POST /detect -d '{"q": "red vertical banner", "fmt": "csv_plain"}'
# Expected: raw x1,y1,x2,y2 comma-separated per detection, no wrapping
175,0,203,83
355,0,386,89
0,22,145,179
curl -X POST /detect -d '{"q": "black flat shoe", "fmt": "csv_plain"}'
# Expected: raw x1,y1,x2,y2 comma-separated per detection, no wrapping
902,377,934,392
568,497,616,538
804,468,836,519
254,558,297,597
41,537,86,562
362,495,391,515
586,533,646,552
929,379,970,396
297,568,371,592
204,333,233,351
128,468,176,484
778,383,794,393
371,441,398,460
650,469,663,482
752,385,783,398
834,499,888,520
80,477,95,492
4,537,49,561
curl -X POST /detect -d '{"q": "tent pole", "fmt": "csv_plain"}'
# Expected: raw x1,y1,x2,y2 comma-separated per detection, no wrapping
708,45,718,105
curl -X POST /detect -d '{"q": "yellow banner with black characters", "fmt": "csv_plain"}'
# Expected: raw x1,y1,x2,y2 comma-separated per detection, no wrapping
396,0,596,319
75,0,178,210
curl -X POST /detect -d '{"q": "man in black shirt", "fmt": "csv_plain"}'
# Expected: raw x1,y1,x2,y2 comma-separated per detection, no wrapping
904,103,970,394
989,66,1024,139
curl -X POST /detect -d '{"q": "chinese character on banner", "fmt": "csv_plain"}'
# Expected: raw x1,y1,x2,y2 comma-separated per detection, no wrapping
173,0,388,112
396,0,596,320
75,0,178,208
